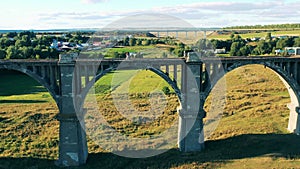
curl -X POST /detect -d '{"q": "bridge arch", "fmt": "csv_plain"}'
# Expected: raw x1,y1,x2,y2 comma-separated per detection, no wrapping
0,67,60,160
79,66,182,110
80,66,182,157
0,65,59,107
205,61,300,134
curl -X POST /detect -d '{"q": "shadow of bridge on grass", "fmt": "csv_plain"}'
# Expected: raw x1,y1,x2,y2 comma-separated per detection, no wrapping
0,100,47,104
0,70,49,97
1,133,300,169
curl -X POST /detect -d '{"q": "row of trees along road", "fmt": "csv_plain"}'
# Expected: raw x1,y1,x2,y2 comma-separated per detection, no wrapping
211,33,300,56
225,23,300,29
0,31,89,59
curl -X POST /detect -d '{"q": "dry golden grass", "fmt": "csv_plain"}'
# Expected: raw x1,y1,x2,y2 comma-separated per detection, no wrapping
1,65,300,169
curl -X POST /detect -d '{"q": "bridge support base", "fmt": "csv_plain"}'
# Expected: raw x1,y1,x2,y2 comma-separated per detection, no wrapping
178,109,205,152
56,115,88,167
288,104,300,134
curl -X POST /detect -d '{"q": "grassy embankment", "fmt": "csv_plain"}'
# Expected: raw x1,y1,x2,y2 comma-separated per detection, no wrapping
1,64,300,168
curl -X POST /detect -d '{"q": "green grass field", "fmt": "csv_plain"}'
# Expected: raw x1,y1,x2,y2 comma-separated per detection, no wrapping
1,64,300,169
81,45,178,59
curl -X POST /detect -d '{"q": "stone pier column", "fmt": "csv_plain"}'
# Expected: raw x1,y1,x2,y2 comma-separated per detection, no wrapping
56,53,88,166
178,108,206,152
178,55,206,152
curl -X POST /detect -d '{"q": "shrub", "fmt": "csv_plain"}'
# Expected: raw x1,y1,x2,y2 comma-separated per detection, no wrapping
162,86,170,95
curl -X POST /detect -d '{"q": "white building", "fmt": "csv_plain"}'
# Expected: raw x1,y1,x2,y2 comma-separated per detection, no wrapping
285,47,300,55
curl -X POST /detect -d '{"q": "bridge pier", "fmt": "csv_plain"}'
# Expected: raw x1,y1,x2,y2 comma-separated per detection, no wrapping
178,57,206,152
56,114,88,166
56,54,88,167
178,109,205,151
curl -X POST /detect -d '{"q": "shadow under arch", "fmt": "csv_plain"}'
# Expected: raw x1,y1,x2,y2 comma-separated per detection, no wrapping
0,65,59,107
0,69,60,160
205,61,300,134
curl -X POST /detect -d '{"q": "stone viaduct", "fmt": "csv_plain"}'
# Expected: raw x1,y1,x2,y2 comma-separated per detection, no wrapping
1,54,300,166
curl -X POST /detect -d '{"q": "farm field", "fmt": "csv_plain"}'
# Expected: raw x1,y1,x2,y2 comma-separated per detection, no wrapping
1,64,300,168
81,45,179,59
207,30,300,40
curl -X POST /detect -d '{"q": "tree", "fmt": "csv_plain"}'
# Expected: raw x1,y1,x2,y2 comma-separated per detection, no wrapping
19,46,34,59
232,34,243,42
211,39,221,49
33,46,42,56
19,31,35,39
65,33,73,39
173,48,184,57
142,40,150,46
162,86,170,95
265,32,272,41
6,46,19,59
251,47,261,55
112,52,119,58
229,42,242,56
136,39,142,46
239,46,251,56
167,47,175,53
6,32,17,38
276,37,293,49
224,40,233,52
178,42,185,49
129,38,136,46
31,39,39,47
256,40,272,54
40,49,51,59
15,39,27,47
294,37,300,47
38,36,52,46
0,37,11,48
49,48,59,59
162,52,168,58
0,49,6,59
21,35,31,46
193,39,214,52
123,37,129,46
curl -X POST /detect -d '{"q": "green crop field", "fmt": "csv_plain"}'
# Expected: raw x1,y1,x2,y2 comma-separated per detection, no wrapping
1,64,300,169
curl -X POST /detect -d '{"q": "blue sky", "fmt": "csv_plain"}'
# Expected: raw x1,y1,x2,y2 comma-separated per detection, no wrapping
1,0,300,29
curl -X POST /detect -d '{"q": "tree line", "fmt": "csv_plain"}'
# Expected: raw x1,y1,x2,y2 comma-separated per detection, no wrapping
3,30,298,59
0,31,89,59
210,33,300,56
225,23,300,30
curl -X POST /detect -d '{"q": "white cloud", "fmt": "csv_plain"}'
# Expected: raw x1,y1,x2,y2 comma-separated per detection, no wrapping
80,0,108,4
10,0,300,29
150,0,300,27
